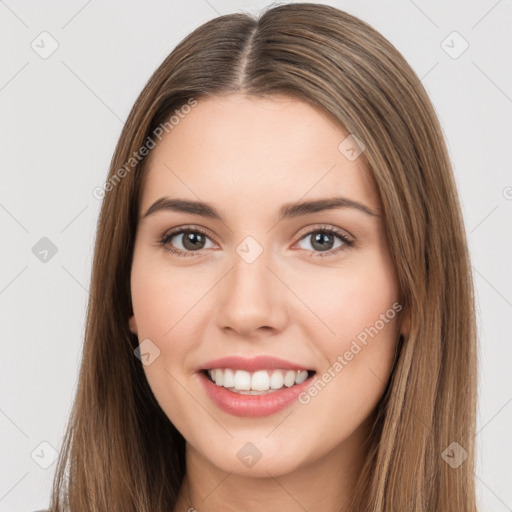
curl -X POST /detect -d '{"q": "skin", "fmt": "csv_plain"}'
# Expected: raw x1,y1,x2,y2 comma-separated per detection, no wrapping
128,94,409,512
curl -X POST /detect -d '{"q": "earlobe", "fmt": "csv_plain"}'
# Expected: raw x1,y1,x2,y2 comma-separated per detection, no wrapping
400,306,411,339
128,315,138,335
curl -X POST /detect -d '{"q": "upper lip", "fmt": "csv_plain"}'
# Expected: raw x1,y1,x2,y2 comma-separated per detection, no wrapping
198,355,314,373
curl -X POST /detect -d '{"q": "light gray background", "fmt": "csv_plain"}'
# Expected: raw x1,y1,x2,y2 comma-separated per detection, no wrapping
1,1,511,510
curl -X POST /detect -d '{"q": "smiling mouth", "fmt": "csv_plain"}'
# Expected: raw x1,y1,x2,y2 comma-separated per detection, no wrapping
202,368,316,395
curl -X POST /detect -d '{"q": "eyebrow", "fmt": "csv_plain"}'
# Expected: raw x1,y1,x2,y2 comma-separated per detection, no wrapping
142,196,379,221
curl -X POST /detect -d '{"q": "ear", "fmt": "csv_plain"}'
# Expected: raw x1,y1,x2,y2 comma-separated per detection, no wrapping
400,305,410,339
128,314,138,335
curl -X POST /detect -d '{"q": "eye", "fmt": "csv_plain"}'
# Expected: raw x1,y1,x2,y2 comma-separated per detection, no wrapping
159,226,217,257
294,225,354,257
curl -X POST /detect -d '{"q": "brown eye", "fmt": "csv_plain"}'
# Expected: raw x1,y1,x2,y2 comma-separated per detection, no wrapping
295,226,354,257
175,231,207,251
160,227,216,256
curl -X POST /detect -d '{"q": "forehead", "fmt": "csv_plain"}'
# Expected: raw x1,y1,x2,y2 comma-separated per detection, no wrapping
140,94,378,214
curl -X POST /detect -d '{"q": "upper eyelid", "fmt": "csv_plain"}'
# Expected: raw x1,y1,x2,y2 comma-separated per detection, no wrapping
161,225,218,245
296,224,353,241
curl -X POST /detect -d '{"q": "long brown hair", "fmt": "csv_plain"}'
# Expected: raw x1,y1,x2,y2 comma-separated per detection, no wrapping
49,3,478,511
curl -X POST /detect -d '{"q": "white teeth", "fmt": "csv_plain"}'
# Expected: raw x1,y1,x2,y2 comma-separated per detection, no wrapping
223,368,235,388
251,370,270,391
270,370,284,389
234,370,251,390
206,368,312,392
283,370,296,387
296,370,308,384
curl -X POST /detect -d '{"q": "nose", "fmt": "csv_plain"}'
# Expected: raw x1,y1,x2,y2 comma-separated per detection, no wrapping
215,250,288,338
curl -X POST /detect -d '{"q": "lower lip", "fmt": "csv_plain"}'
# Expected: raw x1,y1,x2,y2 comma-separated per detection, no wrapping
197,370,316,417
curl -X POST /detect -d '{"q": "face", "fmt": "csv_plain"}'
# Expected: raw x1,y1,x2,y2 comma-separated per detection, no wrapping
129,93,405,477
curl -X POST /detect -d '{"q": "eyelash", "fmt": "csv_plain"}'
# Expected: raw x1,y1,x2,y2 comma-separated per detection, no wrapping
158,224,355,258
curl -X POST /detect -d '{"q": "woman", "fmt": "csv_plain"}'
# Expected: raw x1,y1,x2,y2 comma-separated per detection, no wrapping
47,3,478,511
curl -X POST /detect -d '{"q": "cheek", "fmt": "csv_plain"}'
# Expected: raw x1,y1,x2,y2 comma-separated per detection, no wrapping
130,252,204,431
297,254,400,354
129,248,215,390
294,252,401,427
130,271,172,341
130,248,202,342
292,250,401,414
